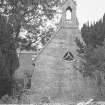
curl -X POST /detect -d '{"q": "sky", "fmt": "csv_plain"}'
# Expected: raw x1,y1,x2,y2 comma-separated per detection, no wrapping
76,0,105,28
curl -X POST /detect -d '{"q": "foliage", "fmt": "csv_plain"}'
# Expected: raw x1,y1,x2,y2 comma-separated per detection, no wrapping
81,14,105,47
75,37,85,54
0,0,60,50
76,14,105,96
79,13,105,77
78,44,105,77
0,14,19,97
0,0,60,98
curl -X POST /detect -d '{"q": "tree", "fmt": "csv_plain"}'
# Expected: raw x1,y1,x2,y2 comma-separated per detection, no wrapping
76,14,105,97
78,44,105,96
0,0,60,97
0,14,19,97
81,14,105,47
0,0,60,49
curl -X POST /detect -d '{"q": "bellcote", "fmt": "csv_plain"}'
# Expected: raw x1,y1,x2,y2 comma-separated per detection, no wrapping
60,0,79,28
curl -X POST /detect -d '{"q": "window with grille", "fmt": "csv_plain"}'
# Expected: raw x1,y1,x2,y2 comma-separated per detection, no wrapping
63,51,74,61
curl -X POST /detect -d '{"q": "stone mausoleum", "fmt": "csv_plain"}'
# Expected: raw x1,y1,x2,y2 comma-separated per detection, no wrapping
31,0,97,103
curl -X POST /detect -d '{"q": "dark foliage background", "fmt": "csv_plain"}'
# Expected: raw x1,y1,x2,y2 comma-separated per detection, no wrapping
0,0,60,98
76,14,105,97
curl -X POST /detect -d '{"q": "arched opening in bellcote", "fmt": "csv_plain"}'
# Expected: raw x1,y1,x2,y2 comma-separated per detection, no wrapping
66,6,72,21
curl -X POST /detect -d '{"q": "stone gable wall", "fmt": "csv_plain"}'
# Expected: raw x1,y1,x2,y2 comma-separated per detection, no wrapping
31,28,97,102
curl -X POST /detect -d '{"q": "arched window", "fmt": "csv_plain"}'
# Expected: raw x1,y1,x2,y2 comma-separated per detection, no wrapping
66,7,72,20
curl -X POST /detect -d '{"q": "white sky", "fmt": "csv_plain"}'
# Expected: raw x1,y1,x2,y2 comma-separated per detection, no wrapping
76,0,105,28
